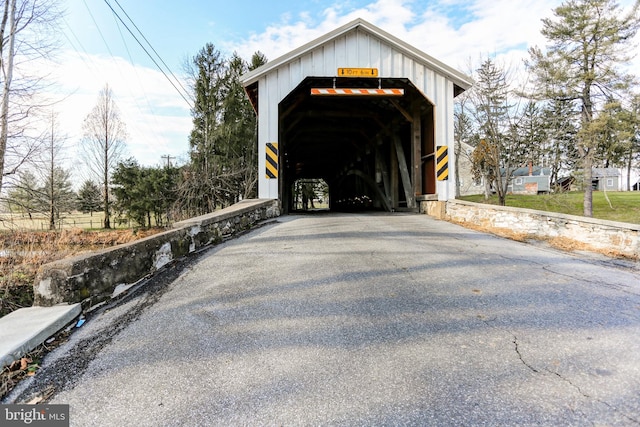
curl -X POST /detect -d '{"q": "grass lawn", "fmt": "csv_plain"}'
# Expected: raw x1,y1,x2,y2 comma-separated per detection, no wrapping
459,191,640,225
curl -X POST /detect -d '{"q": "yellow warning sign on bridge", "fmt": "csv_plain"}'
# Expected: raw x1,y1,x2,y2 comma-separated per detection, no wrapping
436,146,448,181
266,142,278,179
338,68,379,77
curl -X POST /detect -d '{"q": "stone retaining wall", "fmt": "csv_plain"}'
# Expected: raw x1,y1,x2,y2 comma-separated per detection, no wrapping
33,199,280,308
422,199,640,259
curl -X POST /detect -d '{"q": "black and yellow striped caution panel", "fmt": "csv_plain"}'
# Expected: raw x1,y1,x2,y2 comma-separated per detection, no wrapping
436,146,448,181
266,142,278,179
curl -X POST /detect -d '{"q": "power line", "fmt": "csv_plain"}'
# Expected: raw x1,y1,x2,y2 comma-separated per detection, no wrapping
61,16,102,76
102,0,193,110
111,0,192,104
109,6,168,160
83,0,116,58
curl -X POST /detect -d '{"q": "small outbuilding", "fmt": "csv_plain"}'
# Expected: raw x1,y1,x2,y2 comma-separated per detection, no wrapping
241,18,473,213
509,167,551,194
592,168,621,191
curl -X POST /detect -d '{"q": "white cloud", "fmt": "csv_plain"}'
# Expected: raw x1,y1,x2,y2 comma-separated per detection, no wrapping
230,0,640,101
43,51,192,171
38,0,640,182
228,0,559,72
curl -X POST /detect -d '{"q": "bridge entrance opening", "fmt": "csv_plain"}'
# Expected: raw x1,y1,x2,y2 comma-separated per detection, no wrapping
279,77,436,214
292,178,329,212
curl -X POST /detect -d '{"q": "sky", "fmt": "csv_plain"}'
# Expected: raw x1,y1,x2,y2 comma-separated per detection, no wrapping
40,0,639,172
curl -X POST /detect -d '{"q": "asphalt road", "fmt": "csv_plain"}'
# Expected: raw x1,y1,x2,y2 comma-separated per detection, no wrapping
7,213,640,426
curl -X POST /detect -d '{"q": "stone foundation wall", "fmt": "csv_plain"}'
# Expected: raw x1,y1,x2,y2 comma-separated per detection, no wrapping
34,199,280,308
425,199,640,259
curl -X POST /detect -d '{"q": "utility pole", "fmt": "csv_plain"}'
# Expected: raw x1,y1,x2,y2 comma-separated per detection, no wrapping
161,154,175,168
49,112,55,230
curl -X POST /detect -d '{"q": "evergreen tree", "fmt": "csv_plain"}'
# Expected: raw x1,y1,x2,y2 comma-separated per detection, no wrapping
176,47,267,217
218,52,261,204
180,43,227,215
147,165,179,227
112,159,179,227
112,158,148,227
77,180,102,215
468,57,524,205
624,94,640,190
540,99,578,189
592,100,630,168
249,51,267,71
528,0,640,215
515,101,547,169
592,96,640,190
6,170,39,218
40,166,75,228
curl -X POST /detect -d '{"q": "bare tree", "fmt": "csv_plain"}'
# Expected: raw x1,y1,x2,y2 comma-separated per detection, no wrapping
39,111,69,229
0,0,61,193
454,92,476,197
81,84,127,229
467,57,528,206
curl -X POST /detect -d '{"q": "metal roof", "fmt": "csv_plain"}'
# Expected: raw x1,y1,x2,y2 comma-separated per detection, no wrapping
240,18,474,91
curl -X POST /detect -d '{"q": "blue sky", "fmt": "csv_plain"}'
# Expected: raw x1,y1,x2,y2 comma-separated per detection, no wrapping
46,0,638,170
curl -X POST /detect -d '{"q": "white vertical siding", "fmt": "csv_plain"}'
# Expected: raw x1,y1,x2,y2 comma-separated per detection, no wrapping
357,30,369,65
301,54,314,78
288,60,301,89
334,36,346,69
345,32,358,63
257,76,269,198
380,43,392,73
369,37,381,70
256,26,463,199
436,79,455,201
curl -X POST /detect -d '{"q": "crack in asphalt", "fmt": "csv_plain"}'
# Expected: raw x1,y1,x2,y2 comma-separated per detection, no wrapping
512,335,539,373
542,367,640,425
493,251,640,298
476,313,640,426
541,264,640,297
512,332,640,426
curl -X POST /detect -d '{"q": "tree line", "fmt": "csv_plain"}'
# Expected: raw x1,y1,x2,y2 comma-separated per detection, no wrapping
2,39,266,229
456,0,640,216
1,0,639,229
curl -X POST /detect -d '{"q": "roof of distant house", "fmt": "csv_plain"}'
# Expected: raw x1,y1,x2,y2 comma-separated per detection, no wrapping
592,168,621,178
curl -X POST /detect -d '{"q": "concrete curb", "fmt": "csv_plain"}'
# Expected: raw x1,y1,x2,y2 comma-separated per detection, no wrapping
0,304,81,369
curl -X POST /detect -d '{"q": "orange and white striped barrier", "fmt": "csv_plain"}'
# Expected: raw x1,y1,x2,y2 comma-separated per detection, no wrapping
310,88,404,96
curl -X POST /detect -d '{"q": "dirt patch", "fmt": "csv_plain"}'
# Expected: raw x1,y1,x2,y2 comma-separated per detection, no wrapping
0,228,165,318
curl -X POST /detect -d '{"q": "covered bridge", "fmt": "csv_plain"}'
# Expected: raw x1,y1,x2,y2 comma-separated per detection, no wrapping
241,18,473,213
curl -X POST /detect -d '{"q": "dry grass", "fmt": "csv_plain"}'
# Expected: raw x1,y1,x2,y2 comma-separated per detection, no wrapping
0,211,138,231
450,219,636,260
